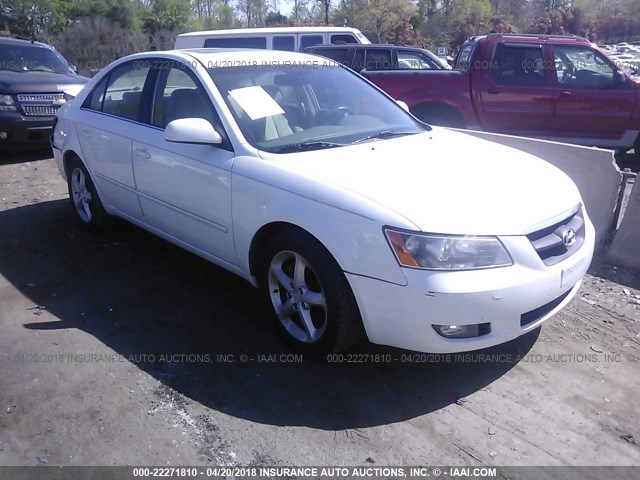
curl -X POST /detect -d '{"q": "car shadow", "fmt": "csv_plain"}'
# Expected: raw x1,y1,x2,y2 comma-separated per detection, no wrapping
0,199,539,430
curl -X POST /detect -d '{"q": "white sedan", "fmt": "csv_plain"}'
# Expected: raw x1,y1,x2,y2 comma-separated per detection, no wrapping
52,49,595,355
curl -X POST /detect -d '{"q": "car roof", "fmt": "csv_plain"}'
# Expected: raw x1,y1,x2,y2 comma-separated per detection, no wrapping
465,33,591,45
308,43,421,49
125,48,339,66
0,36,55,48
178,26,362,38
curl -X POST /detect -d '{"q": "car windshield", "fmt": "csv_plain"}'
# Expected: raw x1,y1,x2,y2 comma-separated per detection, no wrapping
0,44,73,74
208,62,425,153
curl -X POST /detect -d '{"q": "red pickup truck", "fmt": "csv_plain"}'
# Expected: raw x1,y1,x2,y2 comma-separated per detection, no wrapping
362,34,640,155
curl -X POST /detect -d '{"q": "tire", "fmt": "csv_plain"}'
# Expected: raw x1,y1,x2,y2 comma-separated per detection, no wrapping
66,156,109,232
258,228,364,355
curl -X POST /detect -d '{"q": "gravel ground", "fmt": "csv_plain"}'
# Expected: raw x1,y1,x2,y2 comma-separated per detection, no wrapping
0,151,639,469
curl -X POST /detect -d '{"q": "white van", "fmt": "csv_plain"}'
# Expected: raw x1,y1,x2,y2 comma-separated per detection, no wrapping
174,27,371,52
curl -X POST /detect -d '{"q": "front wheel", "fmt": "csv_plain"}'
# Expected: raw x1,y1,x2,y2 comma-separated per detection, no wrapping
259,229,364,355
66,156,109,232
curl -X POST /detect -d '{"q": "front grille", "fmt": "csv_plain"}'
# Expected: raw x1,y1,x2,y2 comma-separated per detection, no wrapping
17,93,65,103
526,208,585,266
520,288,573,327
17,92,64,117
22,105,59,116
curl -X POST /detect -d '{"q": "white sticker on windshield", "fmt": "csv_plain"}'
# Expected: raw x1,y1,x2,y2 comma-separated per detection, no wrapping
228,86,285,120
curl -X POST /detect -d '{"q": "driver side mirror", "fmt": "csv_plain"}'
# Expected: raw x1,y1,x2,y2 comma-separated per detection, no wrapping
396,100,410,112
613,69,627,86
164,118,222,145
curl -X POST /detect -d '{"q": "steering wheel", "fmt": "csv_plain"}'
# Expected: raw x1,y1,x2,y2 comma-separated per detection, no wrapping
325,106,354,125
561,65,576,84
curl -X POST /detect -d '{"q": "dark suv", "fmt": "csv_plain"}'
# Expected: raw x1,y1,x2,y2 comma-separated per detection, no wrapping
305,43,449,72
0,36,89,148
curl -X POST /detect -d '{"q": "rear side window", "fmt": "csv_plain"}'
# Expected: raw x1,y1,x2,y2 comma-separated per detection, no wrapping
364,49,392,70
309,48,349,63
300,35,324,50
95,63,150,121
273,36,295,51
204,37,267,49
331,34,357,44
491,43,546,86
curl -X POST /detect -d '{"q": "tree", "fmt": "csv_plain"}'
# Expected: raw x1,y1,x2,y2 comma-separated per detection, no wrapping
265,10,290,25
318,0,330,24
143,0,193,33
1,0,72,37
333,0,417,42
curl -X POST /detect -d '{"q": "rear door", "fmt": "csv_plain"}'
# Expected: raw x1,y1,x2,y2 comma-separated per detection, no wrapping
551,44,634,143
477,42,556,136
77,61,152,218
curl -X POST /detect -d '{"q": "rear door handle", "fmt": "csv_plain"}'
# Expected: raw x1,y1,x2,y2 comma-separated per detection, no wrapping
487,88,500,94
133,148,151,160
79,128,91,138
560,90,572,97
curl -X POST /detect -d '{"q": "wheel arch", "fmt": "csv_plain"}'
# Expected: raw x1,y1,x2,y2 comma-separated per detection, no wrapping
248,221,318,278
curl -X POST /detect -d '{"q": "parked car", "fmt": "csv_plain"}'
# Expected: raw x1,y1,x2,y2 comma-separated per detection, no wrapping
52,49,594,355
174,27,370,52
305,43,450,71
354,33,640,157
0,36,89,148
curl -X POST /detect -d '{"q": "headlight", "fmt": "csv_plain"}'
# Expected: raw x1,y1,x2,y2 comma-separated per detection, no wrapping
384,228,512,270
0,94,14,105
0,94,17,112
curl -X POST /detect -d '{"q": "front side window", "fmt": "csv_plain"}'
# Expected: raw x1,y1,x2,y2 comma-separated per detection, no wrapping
397,50,440,70
208,62,424,153
491,43,546,86
101,63,150,121
309,48,349,63
151,64,218,129
553,45,618,88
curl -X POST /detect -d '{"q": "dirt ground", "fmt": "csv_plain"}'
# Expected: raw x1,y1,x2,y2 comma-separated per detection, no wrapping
0,150,639,468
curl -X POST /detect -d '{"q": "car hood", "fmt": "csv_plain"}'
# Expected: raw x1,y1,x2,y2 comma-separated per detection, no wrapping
0,71,89,94
260,129,582,236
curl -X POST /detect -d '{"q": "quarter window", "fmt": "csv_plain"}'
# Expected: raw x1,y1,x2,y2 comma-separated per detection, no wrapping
364,49,392,70
84,76,109,111
331,34,357,44
101,63,150,120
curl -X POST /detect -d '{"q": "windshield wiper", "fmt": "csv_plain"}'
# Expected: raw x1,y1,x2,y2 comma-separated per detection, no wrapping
269,141,345,153
350,130,418,145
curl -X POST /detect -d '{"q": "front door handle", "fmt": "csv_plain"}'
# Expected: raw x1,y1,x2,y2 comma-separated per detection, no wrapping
133,148,151,160
560,90,572,97
487,87,500,94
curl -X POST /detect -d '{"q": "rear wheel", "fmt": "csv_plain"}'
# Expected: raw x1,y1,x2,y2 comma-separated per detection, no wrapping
259,229,364,355
66,156,109,232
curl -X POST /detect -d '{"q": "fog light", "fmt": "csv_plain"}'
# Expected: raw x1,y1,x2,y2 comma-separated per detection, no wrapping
433,323,491,339
0,131,8,140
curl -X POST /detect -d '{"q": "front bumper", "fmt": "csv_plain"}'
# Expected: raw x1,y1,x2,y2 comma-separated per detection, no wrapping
347,210,595,353
0,112,54,146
